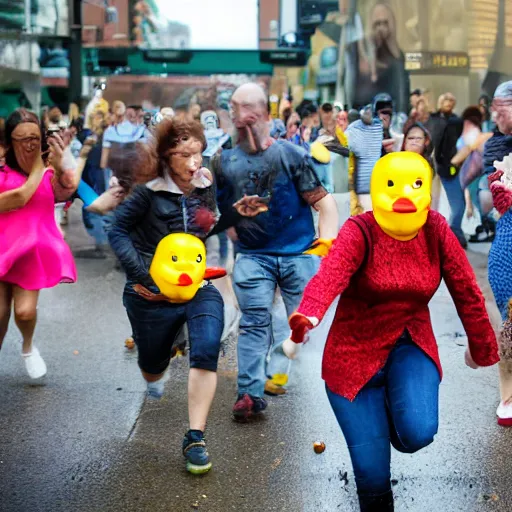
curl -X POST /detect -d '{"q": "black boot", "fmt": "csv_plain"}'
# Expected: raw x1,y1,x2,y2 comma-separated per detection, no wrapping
359,490,394,512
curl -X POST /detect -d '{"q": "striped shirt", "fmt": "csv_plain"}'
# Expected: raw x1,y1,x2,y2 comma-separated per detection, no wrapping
346,119,383,194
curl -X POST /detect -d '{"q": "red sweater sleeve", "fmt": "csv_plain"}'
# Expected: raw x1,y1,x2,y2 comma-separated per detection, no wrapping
297,219,366,321
437,215,499,366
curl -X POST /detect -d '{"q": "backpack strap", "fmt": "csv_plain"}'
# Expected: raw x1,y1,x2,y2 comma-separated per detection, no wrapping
347,215,372,269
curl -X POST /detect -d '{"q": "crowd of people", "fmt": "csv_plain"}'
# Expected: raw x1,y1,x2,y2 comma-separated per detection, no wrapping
1,78,512,511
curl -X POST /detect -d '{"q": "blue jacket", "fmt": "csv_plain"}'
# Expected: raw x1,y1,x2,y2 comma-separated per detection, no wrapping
483,131,512,174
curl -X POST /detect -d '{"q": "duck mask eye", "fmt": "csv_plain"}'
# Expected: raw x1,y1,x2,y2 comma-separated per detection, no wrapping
196,254,203,263
387,180,394,187
172,255,178,262
412,179,423,189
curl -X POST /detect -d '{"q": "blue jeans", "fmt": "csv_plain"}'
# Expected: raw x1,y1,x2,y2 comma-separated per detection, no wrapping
123,282,224,374
440,175,466,242
217,232,229,267
232,253,320,397
326,332,440,501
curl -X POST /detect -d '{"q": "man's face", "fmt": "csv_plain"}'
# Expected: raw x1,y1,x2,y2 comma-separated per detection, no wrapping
492,98,512,135
49,107,62,123
231,94,266,130
378,109,392,129
126,108,137,124
320,110,333,129
230,87,270,152
137,109,145,125
410,94,420,109
441,99,455,114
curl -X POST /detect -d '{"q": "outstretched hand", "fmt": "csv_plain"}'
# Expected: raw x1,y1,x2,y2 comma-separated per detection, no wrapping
289,313,318,343
233,195,269,217
283,313,319,360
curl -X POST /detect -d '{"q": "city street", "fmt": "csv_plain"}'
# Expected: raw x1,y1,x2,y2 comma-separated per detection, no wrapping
1,206,512,512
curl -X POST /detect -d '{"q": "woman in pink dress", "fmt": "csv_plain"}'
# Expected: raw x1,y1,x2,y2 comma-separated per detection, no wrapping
0,109,77,379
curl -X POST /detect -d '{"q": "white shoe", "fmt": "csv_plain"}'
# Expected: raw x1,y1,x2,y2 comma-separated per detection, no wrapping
497,401,512,426
22,347,47,379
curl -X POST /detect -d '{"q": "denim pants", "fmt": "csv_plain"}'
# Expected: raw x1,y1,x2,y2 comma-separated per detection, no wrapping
123,282,224,374
232,253,320,397
326,333,440,501
440,175,466,242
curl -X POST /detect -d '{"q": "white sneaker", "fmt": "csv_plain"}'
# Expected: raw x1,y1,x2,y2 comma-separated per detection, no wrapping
22,347,47,379
497,401,512,426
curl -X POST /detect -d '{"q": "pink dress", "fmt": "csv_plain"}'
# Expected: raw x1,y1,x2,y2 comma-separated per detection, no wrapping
0,166,77,290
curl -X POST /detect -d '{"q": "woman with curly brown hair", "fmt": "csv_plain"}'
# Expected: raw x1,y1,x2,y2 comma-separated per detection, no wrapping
108,117,224,475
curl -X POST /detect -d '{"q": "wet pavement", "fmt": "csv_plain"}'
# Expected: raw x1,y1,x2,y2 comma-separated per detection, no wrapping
1,206,512,512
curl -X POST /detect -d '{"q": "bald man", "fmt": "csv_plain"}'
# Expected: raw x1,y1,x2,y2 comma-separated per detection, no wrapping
211,83,339,421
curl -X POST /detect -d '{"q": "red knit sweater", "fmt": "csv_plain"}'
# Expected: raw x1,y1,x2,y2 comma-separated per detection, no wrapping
297,211,499,401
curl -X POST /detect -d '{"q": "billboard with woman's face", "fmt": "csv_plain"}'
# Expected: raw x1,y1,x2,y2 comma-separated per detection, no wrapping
304,0,470,112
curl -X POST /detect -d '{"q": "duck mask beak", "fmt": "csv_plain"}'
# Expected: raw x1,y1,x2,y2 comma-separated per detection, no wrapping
392,198,417,213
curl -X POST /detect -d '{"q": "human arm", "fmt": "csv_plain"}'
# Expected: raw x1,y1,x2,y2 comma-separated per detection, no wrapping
304,193,339,257
297,219,367,326
100,147,110,170
464,188,474,218
439,216,499,367
0,167,46,213
107,186,154,285
295,151,339,254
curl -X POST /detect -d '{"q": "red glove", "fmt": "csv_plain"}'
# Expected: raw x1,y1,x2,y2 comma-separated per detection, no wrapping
289,313,314,343
489,171,512,215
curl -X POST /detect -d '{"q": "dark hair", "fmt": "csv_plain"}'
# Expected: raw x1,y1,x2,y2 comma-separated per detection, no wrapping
478,95,491,121
298,103,318,120
321,103,333,113
462,106,483,128
5,108,42,171
108,141,158,192
127,105,143,111
154,117,206,177
282,107,293,126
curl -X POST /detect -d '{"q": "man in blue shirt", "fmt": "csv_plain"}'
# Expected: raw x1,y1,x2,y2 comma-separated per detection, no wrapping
212,83,339,421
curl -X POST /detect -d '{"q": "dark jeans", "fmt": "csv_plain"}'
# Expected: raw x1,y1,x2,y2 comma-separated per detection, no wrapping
440,175,466,244
217,231,229,267
123,282,224,374
326,333,440,504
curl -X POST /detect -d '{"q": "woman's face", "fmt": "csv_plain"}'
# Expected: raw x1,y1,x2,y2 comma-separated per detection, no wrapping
11,122,42,173
168,137,204,183
404,127,427,154
337,111,348,131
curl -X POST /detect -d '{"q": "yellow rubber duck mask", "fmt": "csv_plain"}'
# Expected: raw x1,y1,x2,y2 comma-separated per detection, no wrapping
150,233,207,303
370,152,432,241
